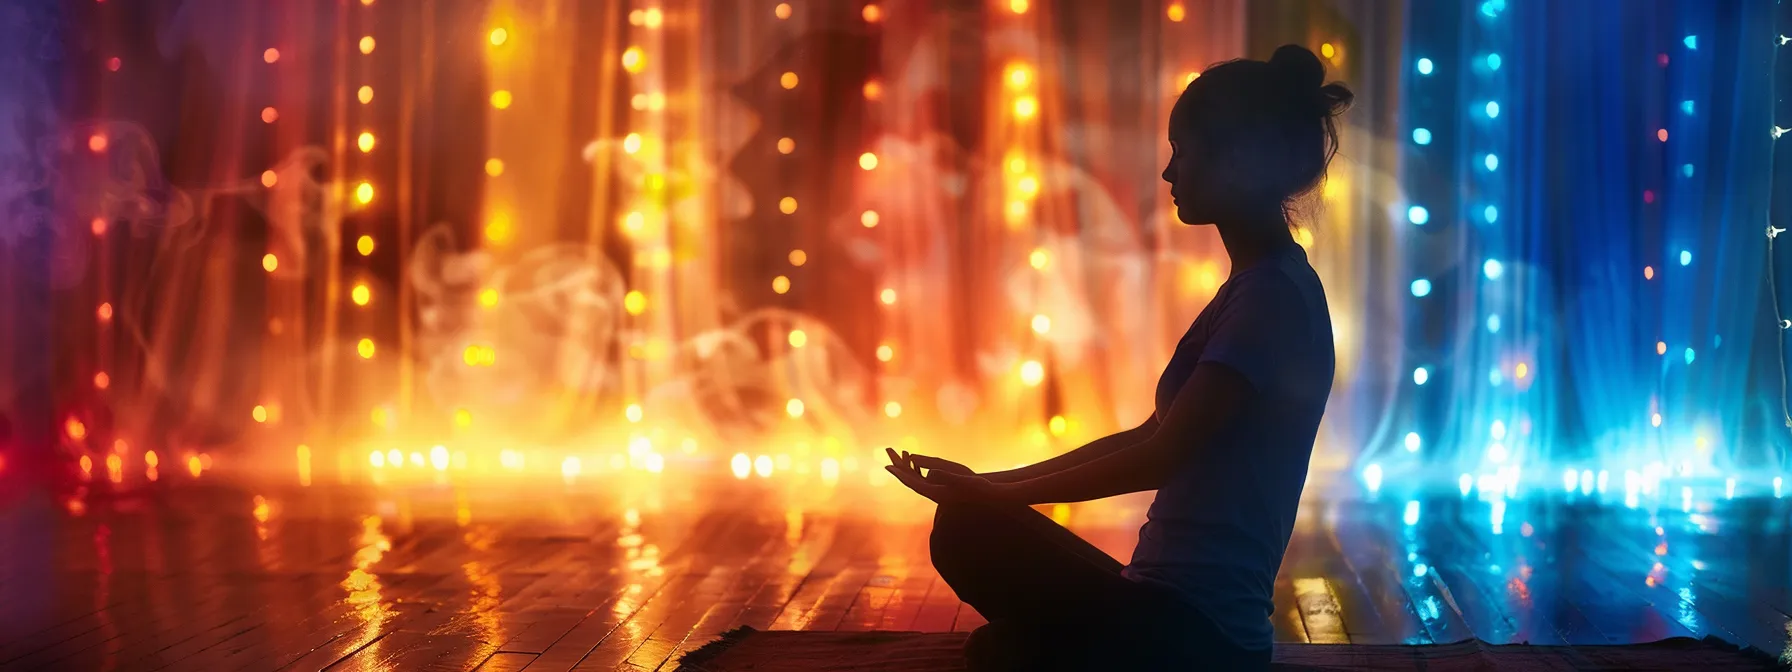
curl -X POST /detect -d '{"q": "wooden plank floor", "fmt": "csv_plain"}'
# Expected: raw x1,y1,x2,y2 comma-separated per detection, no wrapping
1,478,1787,671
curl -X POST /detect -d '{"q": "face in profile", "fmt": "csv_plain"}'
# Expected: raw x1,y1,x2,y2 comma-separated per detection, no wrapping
1162,131,1218,226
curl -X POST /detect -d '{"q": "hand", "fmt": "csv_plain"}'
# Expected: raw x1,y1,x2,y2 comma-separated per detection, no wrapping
885,447,1005,503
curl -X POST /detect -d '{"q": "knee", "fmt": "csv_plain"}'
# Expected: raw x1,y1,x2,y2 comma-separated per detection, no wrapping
930,501,999,570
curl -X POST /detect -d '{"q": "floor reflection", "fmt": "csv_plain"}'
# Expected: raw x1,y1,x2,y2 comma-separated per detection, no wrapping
0,476,1786,670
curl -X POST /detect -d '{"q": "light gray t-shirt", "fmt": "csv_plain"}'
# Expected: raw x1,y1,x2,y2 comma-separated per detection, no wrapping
1121,243,1334,652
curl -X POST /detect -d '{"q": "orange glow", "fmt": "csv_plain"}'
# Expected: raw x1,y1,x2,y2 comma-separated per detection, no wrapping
106,454,123,483
859,152,878,170
779,197,798,214
1657,128,1668,142
358,86,374,104
252,405,269,423
354,182,374,204
1014,96,1038,118
79,455,93,475
1644,265,1654,279
91,217,107,235
261,170,277,187
485,158,505,176
774,3,792,19
67,417,86,440
490,28,509,45
879,288,897,305
876,344,894,362
1321,42,1336,59
357,338,376,359
359,36,376,54
491,90,513,109
788,249,807,266
780,72,799,89
93,372,109,389
1166,3,1186,21
88,134,108,152
263,48,280,63
1010,0,1029,13
262,253,278,272
1657,341,1668,355
352,284,371,306
145,451,159,468
772,276,791,294
1006,64,1032,89
621,47,646,73
860,210,879,227
358,132,375,152
357,235,375,256
788,329,808,348
778,137,795,154
97,303,113,322
862,4,883,22
188,455,203,477
863,80,883,100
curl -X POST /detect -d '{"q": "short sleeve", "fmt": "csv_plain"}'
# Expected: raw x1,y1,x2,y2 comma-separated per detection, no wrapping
1196,272,1315,394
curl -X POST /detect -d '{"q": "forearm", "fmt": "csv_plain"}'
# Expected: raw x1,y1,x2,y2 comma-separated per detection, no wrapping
1001,439,1180,504
981,419,1157,484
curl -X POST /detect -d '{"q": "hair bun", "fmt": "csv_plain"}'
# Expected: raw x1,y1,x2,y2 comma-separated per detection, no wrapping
1269,44,1354,118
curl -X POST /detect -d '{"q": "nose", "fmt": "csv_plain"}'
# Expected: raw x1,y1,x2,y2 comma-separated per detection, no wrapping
1161,161,1174,186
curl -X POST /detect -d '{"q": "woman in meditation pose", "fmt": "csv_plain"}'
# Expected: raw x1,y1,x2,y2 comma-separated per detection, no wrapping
885,44,1352,671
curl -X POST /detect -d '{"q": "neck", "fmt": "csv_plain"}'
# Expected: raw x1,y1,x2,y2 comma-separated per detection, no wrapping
1215,209,1296,273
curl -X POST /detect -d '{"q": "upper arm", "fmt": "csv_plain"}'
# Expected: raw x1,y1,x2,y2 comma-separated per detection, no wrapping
1143,360,1255,465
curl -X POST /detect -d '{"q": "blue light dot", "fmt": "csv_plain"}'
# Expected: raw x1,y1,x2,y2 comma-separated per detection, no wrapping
1408,206,1430,225
1483,259,1504,280
1714,334,1722,348
1681,100,1695,115
1413,367,1430,385
1683,35,1697,50
1413,128,1432,145
1483,205,1499,223
1489,368,1504,386
1485,101,1501,118
1417,58,1434,75
1405,432,1422,452
1680,250,1692,266
1414,563,1430,577
1684,348,1695,364
1487,314,1502,333
1484,153,1499,171
1486,53,1502,70
1411,278,1432,297
1682,164,1694,177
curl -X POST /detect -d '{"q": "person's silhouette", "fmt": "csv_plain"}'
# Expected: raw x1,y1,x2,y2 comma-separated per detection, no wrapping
885,44,1352,671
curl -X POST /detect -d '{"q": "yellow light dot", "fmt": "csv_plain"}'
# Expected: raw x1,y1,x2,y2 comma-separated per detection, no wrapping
478,288,499,308
777,137,795,154
1644,266,1655,280
370,450,385,468
623,133,642,154
358,86,374,104
485,214,513,243
624,290,647,315
359,36,376,54
354,182,374,204
863,4,883,22
454,409,473,428
1293,227,1315,249
876,344,894,362
859,152,878,170
1017,175,1039,196
779,197,798,214
490,27,508,45
622,211,645,234
188,455,203,477
622,46,646,73
1007,200,1027,218
789,250,807,266
485,158,504,176
1184,71,1200,85
1029,248,1049,269
94,372,110,389
1019,360,1045,386
261,170,278,187
262,253,279,272
1167,3,1186,21
772,275,791,294
1014,96,1038,118
351,284,371,306
787,398,805,417
780,71,799,89
491,90,513,109
357,132,375,153
252,405,268,423
1031,314,1051,333
884,401,902,417
357,338,376,359
863,80,883,100
263,48,280,63
357,235,375,256
1007,156,1027,174
789,329,807,348
1321,42,1336,59
642,8,663,27
1652,412,1663,427
879,288,896,305
1007,64,1031,89
1656,341,1668,355
1049,415,1068,436
1515,362,1530,379
626,404,644,423
260,107,278,123
860,210,879,228
775,3,792,19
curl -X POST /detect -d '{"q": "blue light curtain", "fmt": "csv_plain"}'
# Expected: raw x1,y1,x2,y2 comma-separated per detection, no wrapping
1378,0,1786,488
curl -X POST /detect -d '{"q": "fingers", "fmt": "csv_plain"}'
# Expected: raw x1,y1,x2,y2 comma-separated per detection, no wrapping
885,447,903,467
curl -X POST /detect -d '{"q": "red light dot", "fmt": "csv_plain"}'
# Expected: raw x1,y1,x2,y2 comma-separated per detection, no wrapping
106,57,121,72
1657,128,1668,142
88,135,108,153
91,218,107,236
1657,53,1669,66
1643,190,1655,204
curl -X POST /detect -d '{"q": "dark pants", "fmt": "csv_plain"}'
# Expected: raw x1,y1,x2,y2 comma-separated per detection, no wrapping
931,500,1271,671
